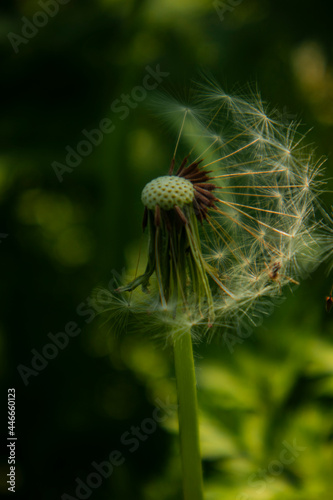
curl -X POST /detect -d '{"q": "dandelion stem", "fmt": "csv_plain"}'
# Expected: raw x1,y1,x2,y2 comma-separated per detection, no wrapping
173,328,204,500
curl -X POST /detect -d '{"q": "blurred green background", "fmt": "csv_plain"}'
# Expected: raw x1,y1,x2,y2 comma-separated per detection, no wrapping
1,0,333,499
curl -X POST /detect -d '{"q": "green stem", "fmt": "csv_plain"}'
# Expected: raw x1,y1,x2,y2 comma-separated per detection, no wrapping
173,328,204,500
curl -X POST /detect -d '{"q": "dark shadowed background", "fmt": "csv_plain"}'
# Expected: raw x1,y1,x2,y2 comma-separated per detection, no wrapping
1,1,333,499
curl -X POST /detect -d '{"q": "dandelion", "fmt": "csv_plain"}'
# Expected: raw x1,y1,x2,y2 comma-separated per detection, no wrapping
103,79,329,500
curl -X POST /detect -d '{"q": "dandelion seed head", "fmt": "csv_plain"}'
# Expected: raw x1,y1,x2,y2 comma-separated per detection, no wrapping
108,79,330,341
141,176,195,210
